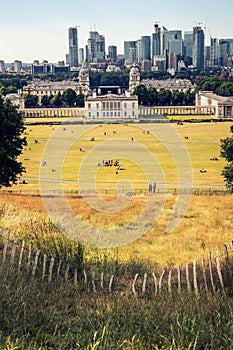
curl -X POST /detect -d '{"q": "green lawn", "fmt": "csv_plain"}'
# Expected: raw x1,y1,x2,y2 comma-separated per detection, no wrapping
3,120,231,194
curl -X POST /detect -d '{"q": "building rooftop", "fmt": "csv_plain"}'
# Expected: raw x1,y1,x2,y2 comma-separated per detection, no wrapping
200,91,233,104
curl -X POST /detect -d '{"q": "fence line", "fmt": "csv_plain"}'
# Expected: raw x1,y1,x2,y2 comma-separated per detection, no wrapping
0,187,229,197
0,229,232,297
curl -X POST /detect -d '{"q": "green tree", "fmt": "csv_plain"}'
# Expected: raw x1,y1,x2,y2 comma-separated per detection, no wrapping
158,89,172,106
76,93,85,107
24,94,38,108
184,89,195,105
133,84,148,105
62,88,77,107
220,125,233,192
147,87,158,106
0,96,27,187
50,92,63,108
172,90,184,106
41,95,53,107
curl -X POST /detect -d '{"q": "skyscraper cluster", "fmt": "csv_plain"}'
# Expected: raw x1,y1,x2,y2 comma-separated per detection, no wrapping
0,22,232,74
66,23,232,73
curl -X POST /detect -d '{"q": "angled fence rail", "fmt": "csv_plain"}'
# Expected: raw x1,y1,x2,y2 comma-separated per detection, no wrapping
0,228,233,297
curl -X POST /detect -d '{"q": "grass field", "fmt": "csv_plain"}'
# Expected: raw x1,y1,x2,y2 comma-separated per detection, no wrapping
0,119,233,349
3,119,232,193
0,120,233,267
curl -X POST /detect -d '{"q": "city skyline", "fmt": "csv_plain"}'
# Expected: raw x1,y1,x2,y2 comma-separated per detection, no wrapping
1,0,233,62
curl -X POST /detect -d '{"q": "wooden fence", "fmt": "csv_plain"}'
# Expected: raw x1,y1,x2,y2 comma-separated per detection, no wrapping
0,228,232,296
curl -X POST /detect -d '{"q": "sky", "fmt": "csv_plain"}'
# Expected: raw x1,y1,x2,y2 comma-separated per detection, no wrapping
1,0,233,63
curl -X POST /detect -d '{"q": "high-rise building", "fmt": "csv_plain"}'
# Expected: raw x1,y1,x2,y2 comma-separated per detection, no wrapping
67,27,79,67
108,46,117,63
14,60,22,73
87,31,105,63
152,23,161,59
163,30,182,54
124,41,137,64
210,38,219,67
184,31,193,66
218,39,233,66
192,26,205,69
0,60,5,74
141,36,151,61
79,48,84,64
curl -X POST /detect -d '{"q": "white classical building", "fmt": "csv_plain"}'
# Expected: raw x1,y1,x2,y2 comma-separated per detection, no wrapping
84,64,139,119
23,63,90,103
196,91,233,118
85,90,138,119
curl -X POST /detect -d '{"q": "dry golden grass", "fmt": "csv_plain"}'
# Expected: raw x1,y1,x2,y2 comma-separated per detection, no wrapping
0,192,232,269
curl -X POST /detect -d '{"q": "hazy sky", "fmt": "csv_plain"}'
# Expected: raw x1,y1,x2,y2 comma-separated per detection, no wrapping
1,0,233,63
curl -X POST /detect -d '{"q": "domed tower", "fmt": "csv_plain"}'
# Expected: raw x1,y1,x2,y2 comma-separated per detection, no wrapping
129,63,140,93
77,63,90,96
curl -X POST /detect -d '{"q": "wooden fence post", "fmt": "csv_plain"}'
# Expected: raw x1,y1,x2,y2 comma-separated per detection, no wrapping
208,252,215,293
142,273,147,294
159,270,165,293
10,236,18,271
74,269,78,285
48,258,55,282
42,254,47,280
177,265,181,293
193,259,199,295
100,272,104,290
109,275,114,294
201,256,208,293
32,250,40,276
186,263,191,292
27,244,32,274
57,259,62,277
83,269,87,288
168,270,172,293
2,230,10,264
18,240,25,272
132,273,139,296
216,250,225,294
92,271,96,293
152,273,158,295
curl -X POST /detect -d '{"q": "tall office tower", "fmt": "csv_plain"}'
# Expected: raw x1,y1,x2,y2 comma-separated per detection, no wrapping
124,41,137,64
79,48,84,64
205,46,211,68
141,36,151,61
210,38,219,67
108,45,117,63
152,23,161,59
14,60,22,73
192,26,205,69
184,31,193,66
219,39,233,66
0,60,5,73
136,40,142,63
87,31,105,63
163,30,182,53
68,27,79,67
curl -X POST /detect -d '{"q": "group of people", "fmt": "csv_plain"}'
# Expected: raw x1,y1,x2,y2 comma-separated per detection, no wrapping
148,182,157,194
100,159,120,167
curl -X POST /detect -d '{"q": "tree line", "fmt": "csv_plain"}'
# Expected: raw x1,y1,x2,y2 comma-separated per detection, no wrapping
24,89,85,108
195,77,233,96
133,84,195,106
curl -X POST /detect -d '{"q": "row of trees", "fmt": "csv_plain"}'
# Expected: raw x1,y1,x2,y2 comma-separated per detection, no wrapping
195,77,233,96
133,84,195,106
24,89,85,108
